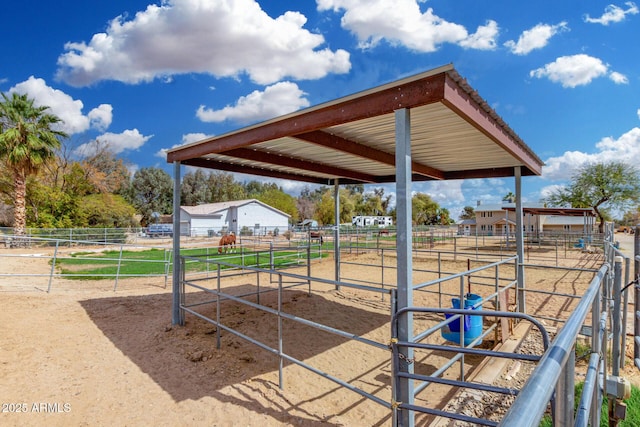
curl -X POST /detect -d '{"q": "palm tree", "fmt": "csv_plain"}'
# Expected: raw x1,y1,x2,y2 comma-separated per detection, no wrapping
0,93,67,235
503,192,516,203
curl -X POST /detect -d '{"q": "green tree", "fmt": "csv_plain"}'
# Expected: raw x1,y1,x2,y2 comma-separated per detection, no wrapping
436,207,453,225
313,188,355,225
314,190,335,225
78,194,137,228
503,192,516,203
181,169,211,205
207,171,246,202
459,206,475,220
297,185,325,220
412,193,440,225
79,140,131,194
345,184,364,195
26,177,76,228
621,206,640,227
544,161,640,232
244,180,279,198
255,187,299,224
0,93,67,234
130,167,173,226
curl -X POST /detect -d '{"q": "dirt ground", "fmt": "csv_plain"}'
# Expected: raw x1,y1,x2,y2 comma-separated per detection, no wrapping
0,234,638,426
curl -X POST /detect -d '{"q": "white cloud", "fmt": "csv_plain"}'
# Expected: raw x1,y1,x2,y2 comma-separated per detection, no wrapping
459,20,500,50
55,0,350,87
196,81,310,124
637,109,640,120
317,0,496,52
504,22,568,55
9,76,113,134
529,54,609,87
87,104,113,132
542,127,640,180
584,2,639,25
75,129,152,156
539,184,566,199
609,71,629,84
413,180,465,204
156,133,212,159
181,133,211,145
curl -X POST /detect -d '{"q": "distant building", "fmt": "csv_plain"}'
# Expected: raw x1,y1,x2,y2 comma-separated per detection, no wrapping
352,215,393,227
180,199,290,237
458,201,596,236
298,219,318,228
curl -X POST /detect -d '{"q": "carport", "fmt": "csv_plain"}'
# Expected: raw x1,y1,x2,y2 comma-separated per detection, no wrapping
166,63,544,426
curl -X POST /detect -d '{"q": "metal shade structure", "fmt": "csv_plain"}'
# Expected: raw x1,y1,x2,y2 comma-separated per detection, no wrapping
166,63,544,427
167,64,542,182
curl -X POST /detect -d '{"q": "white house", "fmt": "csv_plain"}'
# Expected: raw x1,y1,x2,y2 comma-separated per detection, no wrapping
180,199,291,237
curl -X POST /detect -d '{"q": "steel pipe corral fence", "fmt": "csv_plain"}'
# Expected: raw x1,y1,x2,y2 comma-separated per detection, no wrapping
173,228,632,426
179,255,394,410
0,234,321,292
499,222,634,427
178,251,534,426
0,236,175,292
499,264,610,427
390,306,550,427
4,226,635,425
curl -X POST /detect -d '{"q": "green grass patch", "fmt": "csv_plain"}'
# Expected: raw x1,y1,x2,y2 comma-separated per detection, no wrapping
54,247,326,280
539,382,640,426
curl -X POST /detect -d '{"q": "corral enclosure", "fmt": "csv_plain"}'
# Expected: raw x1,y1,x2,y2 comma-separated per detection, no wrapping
0,232,637,426
172,233,603,425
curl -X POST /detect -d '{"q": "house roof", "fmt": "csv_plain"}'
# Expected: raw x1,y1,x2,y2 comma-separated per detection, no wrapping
167,64,543,185
503,206,596,217
181,199,291,218
475,202,545,212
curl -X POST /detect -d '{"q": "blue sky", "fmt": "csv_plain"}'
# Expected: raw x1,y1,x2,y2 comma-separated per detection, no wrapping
2,0,639,219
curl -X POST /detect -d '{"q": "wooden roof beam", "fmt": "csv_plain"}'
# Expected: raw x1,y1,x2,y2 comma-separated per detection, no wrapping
181,158,331,185
220,148,377,183
294,130,445,180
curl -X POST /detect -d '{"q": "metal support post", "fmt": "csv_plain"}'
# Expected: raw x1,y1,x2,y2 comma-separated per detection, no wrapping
635,225,640,366
334,179,341,289
172,161,183,325
515,166,525,313
394,108,414,427
612,256,622,376
554,347,575,426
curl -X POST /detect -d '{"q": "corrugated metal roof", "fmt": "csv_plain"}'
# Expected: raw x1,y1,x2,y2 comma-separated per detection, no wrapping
167,64,544,184
181,199,291,218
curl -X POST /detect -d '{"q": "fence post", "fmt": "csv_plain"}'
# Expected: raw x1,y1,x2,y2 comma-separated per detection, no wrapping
554,347,576,426
113,244,124,292
613,257,624,376
47,240,60,293
278,273,284,390
307,243,312,295
164,249,171,289
621,256,630,368
634,225,640,367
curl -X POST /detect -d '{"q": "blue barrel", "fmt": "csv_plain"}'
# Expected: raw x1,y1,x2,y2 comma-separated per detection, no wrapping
441,293,483,346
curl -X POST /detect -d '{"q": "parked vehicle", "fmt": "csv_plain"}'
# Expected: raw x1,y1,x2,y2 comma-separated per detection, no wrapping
147,224,173,237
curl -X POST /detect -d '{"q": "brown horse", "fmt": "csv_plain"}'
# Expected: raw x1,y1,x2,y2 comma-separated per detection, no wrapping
309,230,323,244
218,233,236,254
